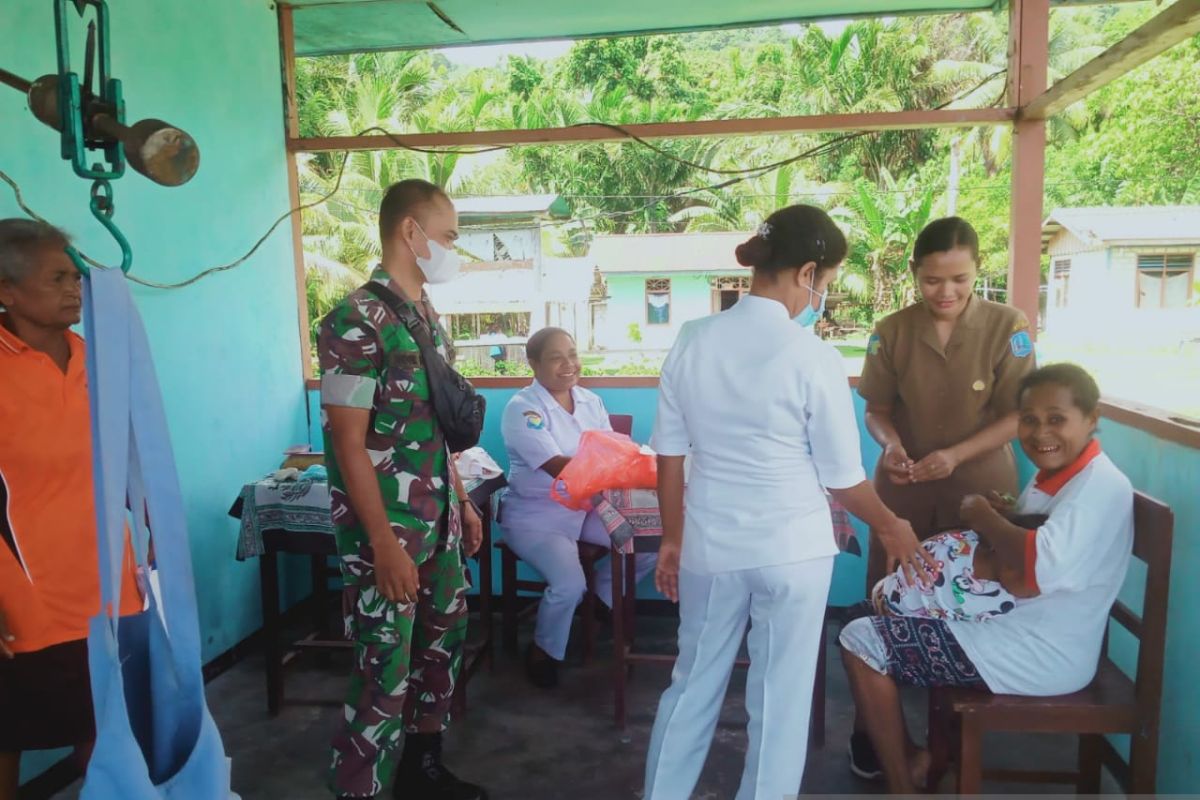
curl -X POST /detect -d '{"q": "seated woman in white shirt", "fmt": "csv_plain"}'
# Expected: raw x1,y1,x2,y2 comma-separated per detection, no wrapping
500,327,656,688
840,363,1134,793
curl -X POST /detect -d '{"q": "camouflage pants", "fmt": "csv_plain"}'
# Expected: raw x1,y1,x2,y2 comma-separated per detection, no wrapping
328,544,469,798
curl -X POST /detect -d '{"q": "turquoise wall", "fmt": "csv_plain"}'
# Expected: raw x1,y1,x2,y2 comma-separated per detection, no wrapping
3,0,307,784
1095,420,1200,792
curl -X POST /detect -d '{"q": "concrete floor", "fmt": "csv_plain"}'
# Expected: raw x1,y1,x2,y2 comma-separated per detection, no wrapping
54,611,1111,799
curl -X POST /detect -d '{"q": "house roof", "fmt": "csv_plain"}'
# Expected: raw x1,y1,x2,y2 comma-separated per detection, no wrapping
590,231,752,275
1042,206,1200,252
456,195,570,224
426,256,592,313
291,0,1111,58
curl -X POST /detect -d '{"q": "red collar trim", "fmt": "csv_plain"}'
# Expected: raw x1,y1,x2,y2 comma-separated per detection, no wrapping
1034,439,1102,496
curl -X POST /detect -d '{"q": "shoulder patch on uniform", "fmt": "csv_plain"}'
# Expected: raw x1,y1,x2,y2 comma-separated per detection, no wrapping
1009,330,1033,358
523,410,545,430
867,333,882,356
1012,317,1029,334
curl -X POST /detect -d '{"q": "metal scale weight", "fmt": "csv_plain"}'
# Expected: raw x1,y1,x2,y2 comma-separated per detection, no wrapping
0,0,200,273
3,5,236,797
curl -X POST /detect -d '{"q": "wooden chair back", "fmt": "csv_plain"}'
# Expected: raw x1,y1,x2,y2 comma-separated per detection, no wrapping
609,414,634,436
1116,491,1174,772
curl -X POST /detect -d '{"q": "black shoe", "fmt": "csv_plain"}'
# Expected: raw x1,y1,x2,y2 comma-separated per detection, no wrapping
394,733,488,800
848,731,883,781
524,643,559,689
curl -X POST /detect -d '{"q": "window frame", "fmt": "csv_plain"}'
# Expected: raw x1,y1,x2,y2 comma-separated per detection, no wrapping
1135,253,1195,309
711,275,751,312
1051,257,1071,309
645,277,672,326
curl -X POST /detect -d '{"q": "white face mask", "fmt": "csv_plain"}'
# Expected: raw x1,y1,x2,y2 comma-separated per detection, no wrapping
409,221,462,284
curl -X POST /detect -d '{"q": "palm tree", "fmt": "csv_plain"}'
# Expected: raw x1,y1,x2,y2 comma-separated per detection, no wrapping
296,56,508,273
935,10,1106,178
511,85,717,232
834,169,935,315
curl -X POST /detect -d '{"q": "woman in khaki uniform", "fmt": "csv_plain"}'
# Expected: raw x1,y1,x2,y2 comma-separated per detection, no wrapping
858,217,1036,591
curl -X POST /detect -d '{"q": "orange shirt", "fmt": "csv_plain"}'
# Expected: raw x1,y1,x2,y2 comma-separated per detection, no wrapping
0,321,141,654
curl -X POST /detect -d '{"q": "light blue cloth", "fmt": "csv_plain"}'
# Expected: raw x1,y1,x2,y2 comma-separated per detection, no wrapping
81,267,235,799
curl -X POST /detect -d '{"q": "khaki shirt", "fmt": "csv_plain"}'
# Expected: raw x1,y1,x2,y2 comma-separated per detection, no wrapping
859,295,1034,460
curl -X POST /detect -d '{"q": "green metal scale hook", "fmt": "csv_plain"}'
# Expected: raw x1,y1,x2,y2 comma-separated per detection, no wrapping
55,0,131,275
3,0,198,276
67,177,132,275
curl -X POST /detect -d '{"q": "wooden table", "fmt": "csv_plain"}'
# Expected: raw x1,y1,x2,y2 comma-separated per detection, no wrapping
245,476,506,716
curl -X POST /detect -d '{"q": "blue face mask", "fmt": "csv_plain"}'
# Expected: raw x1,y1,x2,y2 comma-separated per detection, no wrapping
793,277,827,329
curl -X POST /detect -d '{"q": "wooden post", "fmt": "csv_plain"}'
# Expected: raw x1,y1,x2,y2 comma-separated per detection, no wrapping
1023,0,1200,121
278,5,313,379
287,108,1015,153
1007,0,1050,332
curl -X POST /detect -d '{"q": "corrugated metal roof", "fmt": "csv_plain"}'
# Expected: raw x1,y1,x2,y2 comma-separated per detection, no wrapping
428,267,536,312
456,194,569,220
1042,206,1200,252
590,231,751,274
426,255,592,312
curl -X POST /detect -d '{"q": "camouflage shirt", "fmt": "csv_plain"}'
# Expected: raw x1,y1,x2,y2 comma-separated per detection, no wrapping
318,268,460,583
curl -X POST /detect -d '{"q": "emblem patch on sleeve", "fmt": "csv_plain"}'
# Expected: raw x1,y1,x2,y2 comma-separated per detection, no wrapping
1009,330,1033,358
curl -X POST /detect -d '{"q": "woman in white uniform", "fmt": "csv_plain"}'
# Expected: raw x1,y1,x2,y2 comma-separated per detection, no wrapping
501,327,657,688
644,205,931,800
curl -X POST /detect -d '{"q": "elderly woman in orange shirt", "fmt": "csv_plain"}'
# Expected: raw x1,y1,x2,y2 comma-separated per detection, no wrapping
0,219,141,800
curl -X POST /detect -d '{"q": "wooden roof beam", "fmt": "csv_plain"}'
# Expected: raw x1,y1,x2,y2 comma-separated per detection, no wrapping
1022,0,1200,121
288,108,1014,153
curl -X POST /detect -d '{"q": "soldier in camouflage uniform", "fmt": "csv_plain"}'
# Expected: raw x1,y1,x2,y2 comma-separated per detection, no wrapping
319,180,486,800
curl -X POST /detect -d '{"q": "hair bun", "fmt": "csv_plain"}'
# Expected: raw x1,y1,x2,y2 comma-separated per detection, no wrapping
735,236,770,267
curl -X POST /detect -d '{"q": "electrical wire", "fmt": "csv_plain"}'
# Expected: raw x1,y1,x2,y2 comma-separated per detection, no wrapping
352,125,512,156
554,67,1009,177
3,153,349,289
2,66,1021,285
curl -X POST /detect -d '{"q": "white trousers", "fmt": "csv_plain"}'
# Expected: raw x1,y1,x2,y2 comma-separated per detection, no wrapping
502,511,657,660
644,556,834,800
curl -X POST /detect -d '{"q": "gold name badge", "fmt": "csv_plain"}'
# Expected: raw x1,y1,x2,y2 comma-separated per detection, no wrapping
972,380,986,391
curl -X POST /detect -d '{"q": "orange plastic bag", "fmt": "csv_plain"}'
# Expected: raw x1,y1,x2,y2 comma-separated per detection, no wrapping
550,430,658,511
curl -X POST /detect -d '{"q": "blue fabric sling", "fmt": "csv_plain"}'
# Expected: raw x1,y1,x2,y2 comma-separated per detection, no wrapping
80,267,235,799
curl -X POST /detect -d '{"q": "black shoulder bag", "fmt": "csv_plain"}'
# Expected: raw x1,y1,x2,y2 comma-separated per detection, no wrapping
365,281,486,452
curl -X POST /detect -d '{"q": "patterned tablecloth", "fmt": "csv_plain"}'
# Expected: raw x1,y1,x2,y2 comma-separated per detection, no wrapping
593,488,861,556
232,477,861,560
230,475,491,560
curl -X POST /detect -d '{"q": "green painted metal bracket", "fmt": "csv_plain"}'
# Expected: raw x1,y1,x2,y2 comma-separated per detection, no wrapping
55,0,125,180
67,178,131,275
54,0,132,274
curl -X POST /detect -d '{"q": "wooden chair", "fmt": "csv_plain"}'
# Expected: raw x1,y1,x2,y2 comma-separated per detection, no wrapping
926,491,1174,794
496,413,635,663
608,413,633,437
497,539,608,662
